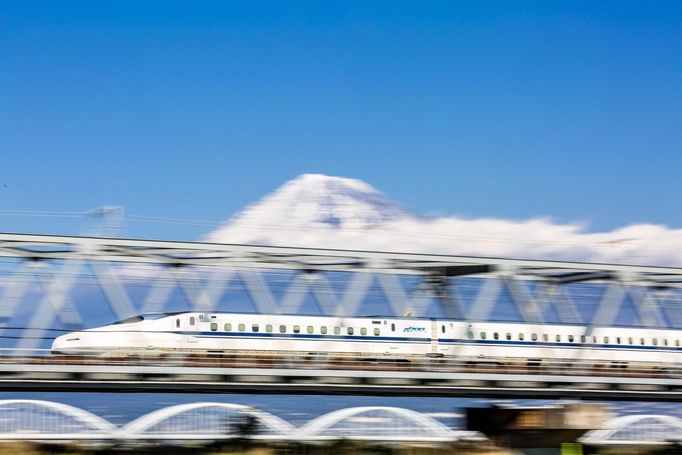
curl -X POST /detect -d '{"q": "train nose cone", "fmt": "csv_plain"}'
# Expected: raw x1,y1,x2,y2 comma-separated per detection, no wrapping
51,333,83,354
51,334,66,353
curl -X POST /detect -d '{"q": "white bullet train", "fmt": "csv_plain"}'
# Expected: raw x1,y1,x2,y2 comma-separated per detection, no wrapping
51,311,682,367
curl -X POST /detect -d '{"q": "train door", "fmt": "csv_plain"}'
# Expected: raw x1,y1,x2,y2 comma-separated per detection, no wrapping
430,319,439,355
188,315,198,344
173,317,185,342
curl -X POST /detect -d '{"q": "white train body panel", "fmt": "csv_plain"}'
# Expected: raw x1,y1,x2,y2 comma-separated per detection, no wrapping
51,312,682,366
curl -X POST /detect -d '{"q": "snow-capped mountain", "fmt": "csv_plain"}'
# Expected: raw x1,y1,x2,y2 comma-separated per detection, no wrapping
205,174,417,244
205,173,682,266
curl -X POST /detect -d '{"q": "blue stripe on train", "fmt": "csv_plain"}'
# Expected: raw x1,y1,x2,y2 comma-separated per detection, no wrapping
437,338,682,351
178,331,682,352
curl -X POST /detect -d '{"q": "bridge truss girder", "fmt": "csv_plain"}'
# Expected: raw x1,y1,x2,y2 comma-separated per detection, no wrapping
0,233,681,353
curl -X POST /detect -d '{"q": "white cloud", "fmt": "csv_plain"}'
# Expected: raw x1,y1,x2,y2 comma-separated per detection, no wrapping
204,174,682,266
207,215,682,266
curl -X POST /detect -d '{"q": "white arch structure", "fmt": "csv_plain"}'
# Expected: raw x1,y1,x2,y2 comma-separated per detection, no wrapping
0,400,481,444
122,402,295,440
296,406,461,442
0,399,119,440
581,414,682,446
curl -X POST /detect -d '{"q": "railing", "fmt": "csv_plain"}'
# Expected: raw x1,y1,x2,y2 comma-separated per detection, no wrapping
0,349,677,380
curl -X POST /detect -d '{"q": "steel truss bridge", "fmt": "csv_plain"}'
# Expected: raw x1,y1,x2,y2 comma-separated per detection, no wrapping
2,232,682,400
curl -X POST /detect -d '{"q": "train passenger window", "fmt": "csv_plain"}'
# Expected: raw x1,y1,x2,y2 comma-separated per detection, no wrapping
593,336,597,344
506,333,511,340
677,340,680,347
494,332,499,340
252,324,259,332
480,332,486,340
653,338,658,346
347,327,354,335
442,325,446,334
238,323,245,332
307,326,314,334
603,336,609,343
531,333,537,341
279,325,286,333
374,328,380,336
176,319,180,329
293,325,300,334
334,327,341,335
518,333,524,341
580,335,586,343
628,337,633,345
556,335,561,342
467,330,474,339
189,316,196,326
569,335,574,342
266,324,273,333
321,326,328,335
664,339,669,346
543,334,549,342
616,337,621,344
641,338,645,345
224,323,232,331
210,323,218,331
361,328,367,336
391,323,395,332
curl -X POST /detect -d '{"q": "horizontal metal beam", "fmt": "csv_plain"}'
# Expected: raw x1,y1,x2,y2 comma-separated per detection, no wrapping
1,362,682,401
2,232,682,278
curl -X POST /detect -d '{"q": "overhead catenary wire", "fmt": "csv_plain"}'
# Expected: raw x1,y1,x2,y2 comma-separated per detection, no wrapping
0,207,678,255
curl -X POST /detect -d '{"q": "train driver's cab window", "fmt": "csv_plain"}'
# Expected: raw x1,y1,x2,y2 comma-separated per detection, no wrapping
293,325,300,334
279,325,286,333
224,323,232,331
176,319,180,329
238,323,245,332
360,327,367,336
266,324,273,333
334,327,341,335
307,326,314,334
391,323,395,332
252,324,259,332
347,327,354,335
374,328,380,336
321,326,328,335
189,316,196,326
210,323,218,331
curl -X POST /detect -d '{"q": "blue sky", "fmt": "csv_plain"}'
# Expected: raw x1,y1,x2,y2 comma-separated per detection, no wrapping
2,0,682,240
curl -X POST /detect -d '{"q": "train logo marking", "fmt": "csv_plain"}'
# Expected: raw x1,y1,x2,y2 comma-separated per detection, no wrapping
403,327,426,333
